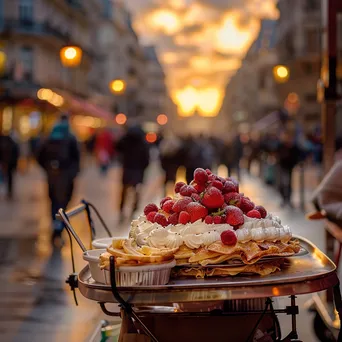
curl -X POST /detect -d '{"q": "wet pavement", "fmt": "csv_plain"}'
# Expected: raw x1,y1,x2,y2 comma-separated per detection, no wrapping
0,161,331,341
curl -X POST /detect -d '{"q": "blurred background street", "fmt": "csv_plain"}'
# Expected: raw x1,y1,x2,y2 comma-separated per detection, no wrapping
0,0,342,341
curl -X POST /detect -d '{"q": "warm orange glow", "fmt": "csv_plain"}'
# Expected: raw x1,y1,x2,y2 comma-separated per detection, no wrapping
173,86,198,117
0,51,6,73
287,92,299,104
197,88,223,117
273,65,290,83
60,46,82,67
146,132,157,143
150,9,180,34
157,114,168,125
37,88,64,107
110,80,126,94
115,113,127,125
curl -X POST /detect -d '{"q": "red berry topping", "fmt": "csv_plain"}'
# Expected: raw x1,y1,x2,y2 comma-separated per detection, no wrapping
205,169,212,175
179,211,191,224
223,181,237,194
154,213,168,227
194,183,206,193
186,202,208,223
208,174,216,182
160,196,172,207
172,197,192,213
194,168,208,184
213,216,222,224
212,180,223,191
239,197,255,213
144,203,159,216
191,193,201,202
204,216,213,224
180,185,197,197
221,230,238,246
217,176,226,183
201,187,225,209
168,212,179,225
146,211,157,223
224,192,241,206
162,200,175,214
255,205,267,218
175,182,186,193
225,206,244,226
247,210,261,219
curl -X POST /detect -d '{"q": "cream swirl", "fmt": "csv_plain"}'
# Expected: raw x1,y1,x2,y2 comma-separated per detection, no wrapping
184,234,203,249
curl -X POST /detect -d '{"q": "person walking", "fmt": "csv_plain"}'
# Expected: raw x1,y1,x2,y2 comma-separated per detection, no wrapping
0,131,20,199
37,115,80,247
116,125,150,221
94,128,114,175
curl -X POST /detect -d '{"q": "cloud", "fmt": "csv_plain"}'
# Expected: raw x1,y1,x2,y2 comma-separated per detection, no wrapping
125,0,278,116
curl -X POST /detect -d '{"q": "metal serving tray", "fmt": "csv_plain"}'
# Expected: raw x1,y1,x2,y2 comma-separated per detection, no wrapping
78,236,338,305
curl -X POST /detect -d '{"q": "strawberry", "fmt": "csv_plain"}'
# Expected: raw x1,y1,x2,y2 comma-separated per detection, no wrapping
175,182,186,193
212,180,223,191
225,206,244,226
247,210,261,219
186,202,208,223
194,183,206,193
201,187,224,209
227,177,239,192
146,211,157,223
224,192,241,206
205,169,212,175
144,203,159,216
255,205,267,218
154,213,168,227
172,197,192,213
239,197,255,213
208,174,216,182
221,230,237,246
223,181,237,194
213,216,222,224
180,185,197,197
191,193,201,202
162,200,175,213
179,211,191,224
194,168,208,184
168,212,179,225
217,176,226,183
204,216,213,224
160,196,172,207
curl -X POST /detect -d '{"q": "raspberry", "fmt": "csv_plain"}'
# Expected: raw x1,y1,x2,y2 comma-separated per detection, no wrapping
255,205,267,218
144,203,159,216
160,196,172,207
180,185,197,197
194,168,208,184
162,200,175,213
212,180,223,191
239,197,255,213
201,187,224,209
208,174,216,182
204,216,213,224
247,210,261,219
154,213,168,227
168,212,179,225
205,169,212,175
191,193,201,202
221,230,237,246
175,182,186,193
186,202,208,223
213,216,222,224
172,197,192,213
224,192,241,206
179,211,190,224
146,211,157,223
223,181,237,194
225,206,244,226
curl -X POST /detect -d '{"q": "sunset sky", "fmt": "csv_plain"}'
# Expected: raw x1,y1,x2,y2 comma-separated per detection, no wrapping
125,0,278,116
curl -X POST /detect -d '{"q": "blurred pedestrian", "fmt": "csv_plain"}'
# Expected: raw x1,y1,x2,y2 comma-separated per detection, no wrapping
94,128,114,175
276,131,300,207
37,115,80,247
223,135,243,181
116,125,150,220
0,131,20,199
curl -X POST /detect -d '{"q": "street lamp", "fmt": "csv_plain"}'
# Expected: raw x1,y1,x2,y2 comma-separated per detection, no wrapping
273,65,290,83
109,79,126,94
60,46,83,67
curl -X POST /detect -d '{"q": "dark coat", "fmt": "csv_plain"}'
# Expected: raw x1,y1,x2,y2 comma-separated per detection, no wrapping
0,135,19,170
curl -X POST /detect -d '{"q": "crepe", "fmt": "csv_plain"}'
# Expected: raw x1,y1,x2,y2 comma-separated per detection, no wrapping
188,247,221,263
174,244,196,259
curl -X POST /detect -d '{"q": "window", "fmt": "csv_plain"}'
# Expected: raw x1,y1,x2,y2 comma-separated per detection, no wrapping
20,46,33,80
19,0,33,24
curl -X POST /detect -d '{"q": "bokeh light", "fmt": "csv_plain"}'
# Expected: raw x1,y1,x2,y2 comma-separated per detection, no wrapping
115,113,127,125
157,114,168,125
110,80,126,94
150,9,180,34
273,65,290,83
60,46,82,67
146,132,157,143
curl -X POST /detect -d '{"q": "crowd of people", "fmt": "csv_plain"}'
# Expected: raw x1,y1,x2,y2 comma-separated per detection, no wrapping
0,114,339,248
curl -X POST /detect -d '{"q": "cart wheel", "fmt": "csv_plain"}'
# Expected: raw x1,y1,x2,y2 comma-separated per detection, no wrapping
313,312,336,342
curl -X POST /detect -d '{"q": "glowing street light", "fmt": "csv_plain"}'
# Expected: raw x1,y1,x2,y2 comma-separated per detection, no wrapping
60,46,82,67
115,113,127,125
109,79,126,94
273,65,290,83
146,132,157,143
157,114,168,125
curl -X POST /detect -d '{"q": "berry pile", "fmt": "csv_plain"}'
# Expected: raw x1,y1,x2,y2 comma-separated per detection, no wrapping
143,168,267,245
